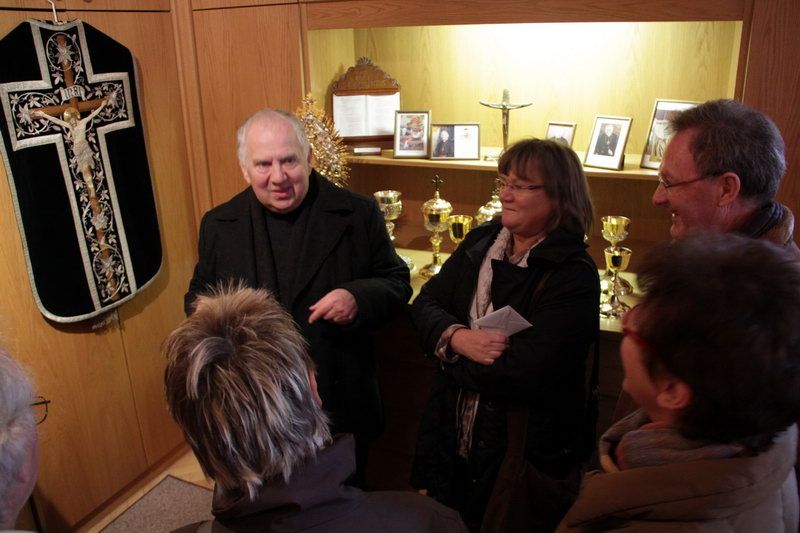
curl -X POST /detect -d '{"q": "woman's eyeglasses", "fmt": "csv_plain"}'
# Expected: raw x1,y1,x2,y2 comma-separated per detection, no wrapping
495,177,544,193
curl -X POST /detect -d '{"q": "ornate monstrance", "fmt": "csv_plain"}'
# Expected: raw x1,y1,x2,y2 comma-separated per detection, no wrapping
295,94,350,188
0,19,161,323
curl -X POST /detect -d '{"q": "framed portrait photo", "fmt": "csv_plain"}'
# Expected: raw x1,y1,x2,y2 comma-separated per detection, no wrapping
431,123,480,160
393,111,431,158
640,99,699,169
584,115,632,170
545,121,576,148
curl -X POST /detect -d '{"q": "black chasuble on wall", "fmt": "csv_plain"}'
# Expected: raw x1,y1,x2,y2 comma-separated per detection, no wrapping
0,19,161,322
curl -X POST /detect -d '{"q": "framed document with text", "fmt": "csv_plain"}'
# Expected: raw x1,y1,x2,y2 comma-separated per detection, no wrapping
331,58,400,151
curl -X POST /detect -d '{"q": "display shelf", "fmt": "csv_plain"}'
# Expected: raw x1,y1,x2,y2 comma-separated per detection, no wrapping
346,149,659,182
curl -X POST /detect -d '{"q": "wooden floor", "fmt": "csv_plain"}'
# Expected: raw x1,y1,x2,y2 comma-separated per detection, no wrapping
75,446,212,533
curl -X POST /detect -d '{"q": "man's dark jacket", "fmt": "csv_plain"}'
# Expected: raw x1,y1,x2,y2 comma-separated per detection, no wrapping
177,435,467,533
185,171,411,436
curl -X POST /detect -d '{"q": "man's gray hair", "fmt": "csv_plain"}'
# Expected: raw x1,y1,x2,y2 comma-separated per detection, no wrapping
670,99,786,204
163,285,330,501
236,109,311,166
0,347,36,524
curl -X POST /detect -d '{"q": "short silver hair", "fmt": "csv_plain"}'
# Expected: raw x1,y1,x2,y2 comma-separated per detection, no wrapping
236,109,311,167
163,284,330,501
0,347,36,524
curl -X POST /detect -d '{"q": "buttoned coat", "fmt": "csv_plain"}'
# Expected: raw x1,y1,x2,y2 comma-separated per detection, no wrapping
185,171,411,436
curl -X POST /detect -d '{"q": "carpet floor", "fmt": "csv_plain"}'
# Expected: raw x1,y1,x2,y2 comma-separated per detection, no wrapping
100,475,213,532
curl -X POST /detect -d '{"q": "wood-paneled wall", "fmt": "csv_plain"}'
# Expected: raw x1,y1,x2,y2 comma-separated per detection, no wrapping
0,4,194,529
0,0,796,529
189,3,305,208
742,0,800,239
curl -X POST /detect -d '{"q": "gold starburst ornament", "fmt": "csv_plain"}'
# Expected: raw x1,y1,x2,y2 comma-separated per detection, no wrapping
295,94,350,188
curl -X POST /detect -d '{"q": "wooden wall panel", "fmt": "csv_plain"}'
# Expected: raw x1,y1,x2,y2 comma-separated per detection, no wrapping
64,0,169,10
172,0,212,227
192,0,292,9
69,9,194,468
742,0,800,244
305,0,744,30
192,4,305,206
307,27,354,107
310,22,740,154
0,7,194,529
0,0,63,8
0,10,147,530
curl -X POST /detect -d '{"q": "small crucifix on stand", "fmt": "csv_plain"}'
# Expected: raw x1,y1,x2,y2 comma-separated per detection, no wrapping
480,89,532,160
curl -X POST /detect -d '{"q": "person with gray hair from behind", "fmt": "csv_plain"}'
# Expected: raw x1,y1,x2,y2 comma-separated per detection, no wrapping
0,347,38,531
165,285,466,533
652,98,799,256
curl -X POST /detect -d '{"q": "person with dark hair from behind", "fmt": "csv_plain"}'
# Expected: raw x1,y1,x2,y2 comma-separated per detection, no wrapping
653,98,799,256
165,285,467,533
0,347,38,532
558,234,800,532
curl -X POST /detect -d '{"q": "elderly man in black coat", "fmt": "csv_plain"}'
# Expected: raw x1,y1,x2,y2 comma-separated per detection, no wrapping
185,109,412,486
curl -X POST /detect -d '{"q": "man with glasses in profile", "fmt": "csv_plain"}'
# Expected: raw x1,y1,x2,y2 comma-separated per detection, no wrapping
0,347,38,531
652,98,799,256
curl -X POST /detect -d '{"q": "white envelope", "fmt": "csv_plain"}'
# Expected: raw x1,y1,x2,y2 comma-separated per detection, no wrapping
473,305,532,336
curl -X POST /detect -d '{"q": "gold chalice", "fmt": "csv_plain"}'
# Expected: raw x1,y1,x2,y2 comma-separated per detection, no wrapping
374,190,414,272
475,182,502,225
599,246,632,319
374,190,402,240
420,176,452,278
600,215,633,300
448,215,473,246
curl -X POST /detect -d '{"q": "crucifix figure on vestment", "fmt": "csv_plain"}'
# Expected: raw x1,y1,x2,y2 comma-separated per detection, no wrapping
32,33,118,299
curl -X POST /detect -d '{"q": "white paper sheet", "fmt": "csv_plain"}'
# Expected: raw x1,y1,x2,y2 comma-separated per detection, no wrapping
474,305,532,336
333,92,399,137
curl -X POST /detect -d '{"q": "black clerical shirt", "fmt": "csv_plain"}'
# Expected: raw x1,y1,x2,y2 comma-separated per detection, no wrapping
264,175,319,307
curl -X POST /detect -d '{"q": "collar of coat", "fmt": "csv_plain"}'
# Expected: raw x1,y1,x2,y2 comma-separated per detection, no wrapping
463,222,590,268
560,424,798,527
212,169,354,221
210,170,358,307
211,434,364,528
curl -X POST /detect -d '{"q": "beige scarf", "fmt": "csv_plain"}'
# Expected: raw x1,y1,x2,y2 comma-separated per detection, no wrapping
456,227,542,457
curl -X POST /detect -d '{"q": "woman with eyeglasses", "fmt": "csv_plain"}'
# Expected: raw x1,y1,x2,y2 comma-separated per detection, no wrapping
411,138,600,531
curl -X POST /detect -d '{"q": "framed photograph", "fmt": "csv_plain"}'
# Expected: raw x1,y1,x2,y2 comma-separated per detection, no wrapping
393,111,430,158
584,115,633,170
431,123,480,160
640,99,699,169
545,121,576,148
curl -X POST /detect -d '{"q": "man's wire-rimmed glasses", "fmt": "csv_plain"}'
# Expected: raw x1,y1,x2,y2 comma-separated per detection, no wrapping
31,396,51,425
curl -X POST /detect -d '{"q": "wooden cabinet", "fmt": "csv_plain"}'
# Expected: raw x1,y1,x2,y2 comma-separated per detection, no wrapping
302,0,800,258
304,18,741,263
